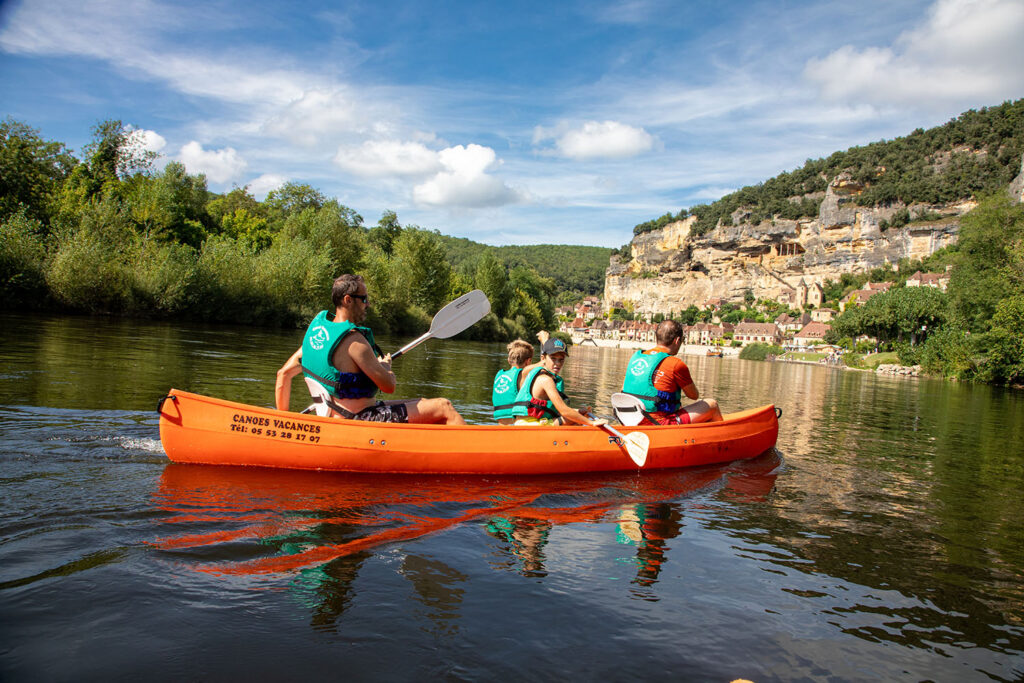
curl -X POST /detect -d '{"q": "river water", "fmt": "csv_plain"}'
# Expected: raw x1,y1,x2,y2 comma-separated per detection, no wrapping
1,312,1022,681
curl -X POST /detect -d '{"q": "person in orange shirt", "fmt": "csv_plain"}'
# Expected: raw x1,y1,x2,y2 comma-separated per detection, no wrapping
620,320,723,425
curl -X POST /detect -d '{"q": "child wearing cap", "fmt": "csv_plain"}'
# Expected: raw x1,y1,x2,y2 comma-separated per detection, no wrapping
510,336,608,427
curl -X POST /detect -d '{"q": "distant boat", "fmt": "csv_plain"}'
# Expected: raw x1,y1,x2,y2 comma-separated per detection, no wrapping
707,348,723,357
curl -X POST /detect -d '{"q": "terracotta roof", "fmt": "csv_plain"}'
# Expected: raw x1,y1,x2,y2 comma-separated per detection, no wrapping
796,321,831,339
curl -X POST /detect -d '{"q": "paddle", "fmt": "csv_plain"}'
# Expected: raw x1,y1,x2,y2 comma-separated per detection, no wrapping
582,406,649,467
391,289,491,359
599,423,649,468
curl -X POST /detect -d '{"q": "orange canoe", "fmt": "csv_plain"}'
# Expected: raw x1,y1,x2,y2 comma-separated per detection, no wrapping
157,389,779,475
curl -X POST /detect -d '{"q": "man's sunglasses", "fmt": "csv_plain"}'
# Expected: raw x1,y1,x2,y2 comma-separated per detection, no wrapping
350,294,369,303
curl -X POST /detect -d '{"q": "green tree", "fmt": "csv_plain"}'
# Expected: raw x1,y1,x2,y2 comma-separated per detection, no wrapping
948,194,1024,331
265,182,327,230
0,119,76,225
367,210,402,256
281,201,365,275
474,251,511,318
390,228,452,313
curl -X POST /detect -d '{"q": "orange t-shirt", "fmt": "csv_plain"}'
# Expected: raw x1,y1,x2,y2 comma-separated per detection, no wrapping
643,347,694,393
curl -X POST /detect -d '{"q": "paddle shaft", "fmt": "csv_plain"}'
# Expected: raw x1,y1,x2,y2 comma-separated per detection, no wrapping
391,332,432,360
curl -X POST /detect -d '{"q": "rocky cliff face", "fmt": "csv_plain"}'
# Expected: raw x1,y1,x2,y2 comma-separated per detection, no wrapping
604,174,971,316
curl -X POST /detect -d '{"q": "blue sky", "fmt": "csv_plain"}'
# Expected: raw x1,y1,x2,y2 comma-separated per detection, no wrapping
2,0,1022,247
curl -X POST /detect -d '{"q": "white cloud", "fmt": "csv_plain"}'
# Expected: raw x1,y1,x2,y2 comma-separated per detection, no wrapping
413,144,521,208
804,0,1024,108
178,141,247,184
262,88,370,147
127,128,167,153
246,173,287,199
334,139,443,177
535,120,656,160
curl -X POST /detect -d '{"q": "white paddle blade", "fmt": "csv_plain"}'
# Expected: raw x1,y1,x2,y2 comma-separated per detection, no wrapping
610,392,645,426
429,289,491,339
600,423,649,468
624,432,650,467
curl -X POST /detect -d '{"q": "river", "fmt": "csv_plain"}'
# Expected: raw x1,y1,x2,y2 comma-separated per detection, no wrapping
1,311,1022,681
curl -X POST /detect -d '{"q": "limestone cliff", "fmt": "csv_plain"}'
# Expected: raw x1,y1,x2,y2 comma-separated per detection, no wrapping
604,173,968,316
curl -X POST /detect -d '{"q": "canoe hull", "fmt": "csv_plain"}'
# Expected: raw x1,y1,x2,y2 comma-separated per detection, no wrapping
158,389,779,475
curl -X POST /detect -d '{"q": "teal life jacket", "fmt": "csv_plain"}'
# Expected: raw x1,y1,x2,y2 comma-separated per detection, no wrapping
510,366,566,419
300,311,382,400
621,350,681,413
492,367,526,420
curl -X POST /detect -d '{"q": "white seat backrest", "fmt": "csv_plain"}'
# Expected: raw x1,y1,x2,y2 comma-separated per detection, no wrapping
610,392,645,426
304,377,333,417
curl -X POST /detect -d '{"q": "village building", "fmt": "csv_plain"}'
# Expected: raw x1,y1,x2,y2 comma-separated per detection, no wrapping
683,322,729,346
733,322,782,346
839,284,891,312
811,307,836,323
905,270,951,291
775,312,811,334
793,321,832,348
778,278,824,309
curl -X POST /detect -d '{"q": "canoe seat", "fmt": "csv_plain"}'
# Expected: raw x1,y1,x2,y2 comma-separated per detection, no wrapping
303,377,333,417
610,392,645,426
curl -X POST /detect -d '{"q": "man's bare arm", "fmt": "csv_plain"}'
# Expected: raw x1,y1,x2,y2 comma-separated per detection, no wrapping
349,337,397,394
275,348,303,411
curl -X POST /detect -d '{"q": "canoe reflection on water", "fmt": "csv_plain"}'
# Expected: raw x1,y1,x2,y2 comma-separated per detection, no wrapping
152,452,781,584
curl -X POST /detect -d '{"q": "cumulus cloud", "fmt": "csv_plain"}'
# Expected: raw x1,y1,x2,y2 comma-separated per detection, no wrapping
413,144,521,208
805,0,1024,108
534,120,656,160
127,128,167,154
334,139,443,177
178,141,247,184
247,173,287,199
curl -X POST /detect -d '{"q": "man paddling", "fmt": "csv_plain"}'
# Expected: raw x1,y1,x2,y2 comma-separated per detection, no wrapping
620,320,722,425
275,274,466,424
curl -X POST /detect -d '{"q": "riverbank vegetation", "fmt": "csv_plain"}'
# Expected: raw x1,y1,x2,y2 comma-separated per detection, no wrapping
825,194,1024,386
0,118,607,340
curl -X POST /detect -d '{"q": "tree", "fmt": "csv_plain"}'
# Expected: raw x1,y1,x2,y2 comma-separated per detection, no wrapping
367,210,402,256
391,228,452,313
82,119,157,185
0,119,76,225
977,295,1024,384
281,201,365,275
474,251,510,318
264,182,327,230
948,194,1024,331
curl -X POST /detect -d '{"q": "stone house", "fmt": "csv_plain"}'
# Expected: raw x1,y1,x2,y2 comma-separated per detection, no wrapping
811,308,836,323
733,322,782,346
775,312,811,334
793,321,832,347
906,270,950,291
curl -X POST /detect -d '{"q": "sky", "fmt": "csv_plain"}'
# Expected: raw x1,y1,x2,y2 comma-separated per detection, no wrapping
2,0,1023,248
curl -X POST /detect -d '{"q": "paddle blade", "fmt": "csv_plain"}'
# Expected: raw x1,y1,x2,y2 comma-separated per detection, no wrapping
428,289,490,339
600,423,649,468
610,392,645,426
623,432,649,467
